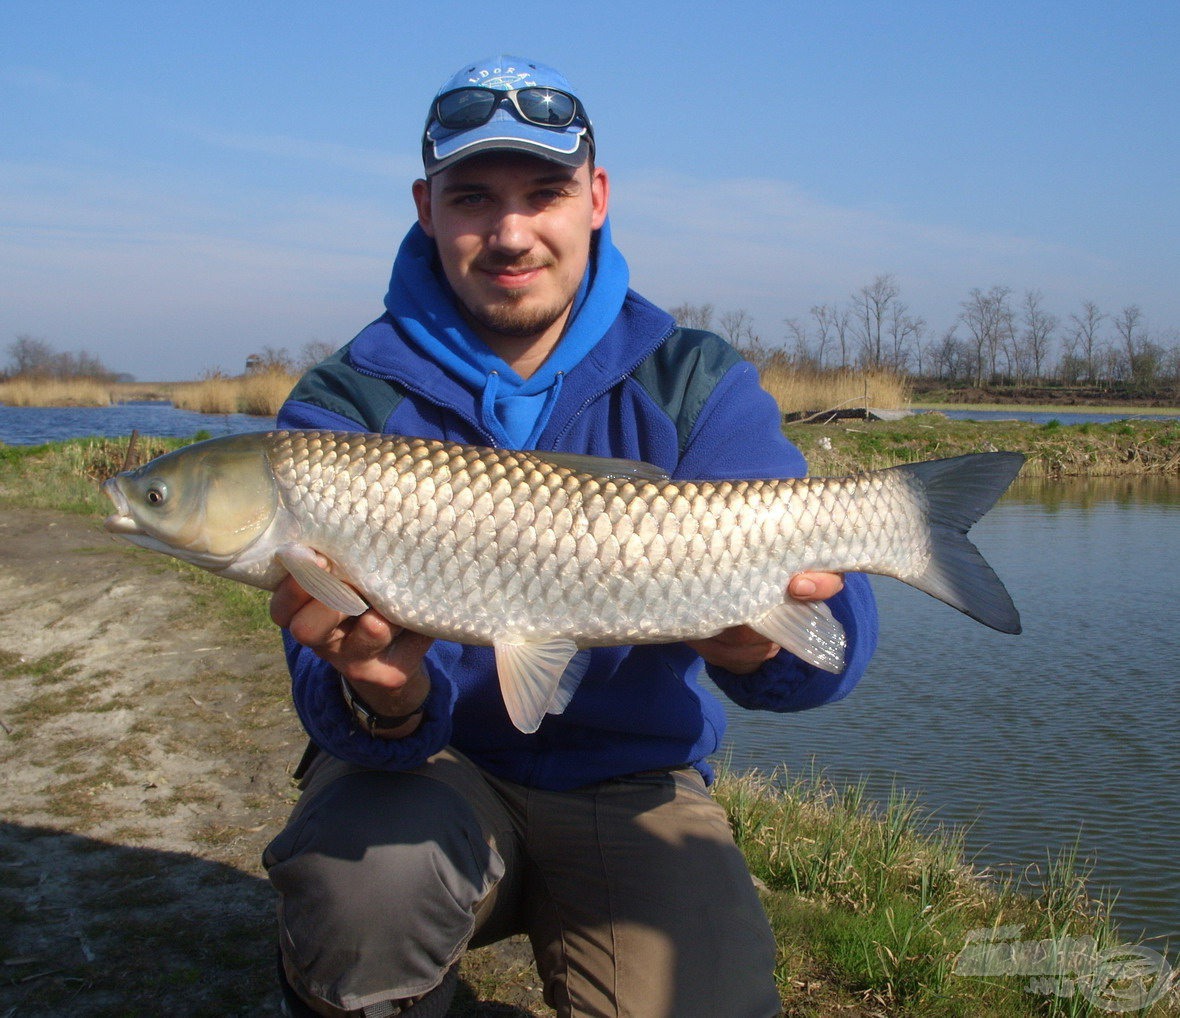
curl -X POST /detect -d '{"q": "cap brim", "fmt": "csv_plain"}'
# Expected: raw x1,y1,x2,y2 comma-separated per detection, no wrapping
424,109,589,175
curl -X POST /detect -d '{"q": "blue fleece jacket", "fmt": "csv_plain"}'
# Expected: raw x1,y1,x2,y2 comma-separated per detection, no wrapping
277,234,878,791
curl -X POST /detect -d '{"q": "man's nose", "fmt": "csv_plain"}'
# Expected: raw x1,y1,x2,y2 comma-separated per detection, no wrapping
487,210,534,254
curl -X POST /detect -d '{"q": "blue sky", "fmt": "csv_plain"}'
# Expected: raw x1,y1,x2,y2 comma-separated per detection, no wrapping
2,1,1177,380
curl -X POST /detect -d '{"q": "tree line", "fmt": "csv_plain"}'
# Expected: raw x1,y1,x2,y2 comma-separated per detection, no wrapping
4,335,124,383
2,336,338,383
672,275,1180,393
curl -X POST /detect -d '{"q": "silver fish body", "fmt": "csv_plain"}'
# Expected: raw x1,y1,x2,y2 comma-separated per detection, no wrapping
103,430,1023,731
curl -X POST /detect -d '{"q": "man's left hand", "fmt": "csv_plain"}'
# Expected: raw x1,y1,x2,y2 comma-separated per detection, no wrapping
685,571,844,675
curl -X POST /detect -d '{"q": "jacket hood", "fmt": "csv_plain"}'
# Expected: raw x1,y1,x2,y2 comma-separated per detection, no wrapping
349,224,675,447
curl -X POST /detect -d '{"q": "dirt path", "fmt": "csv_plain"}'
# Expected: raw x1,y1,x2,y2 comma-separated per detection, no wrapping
0,511,541,1017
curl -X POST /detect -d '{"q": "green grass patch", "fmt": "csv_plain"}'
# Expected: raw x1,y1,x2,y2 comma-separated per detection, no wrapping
714,769,1178,1016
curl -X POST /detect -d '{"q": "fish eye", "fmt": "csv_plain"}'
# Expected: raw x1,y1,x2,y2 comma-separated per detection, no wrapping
146,483,168,506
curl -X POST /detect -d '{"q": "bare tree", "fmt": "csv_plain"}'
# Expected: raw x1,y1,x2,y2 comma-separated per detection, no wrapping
668,303,714,331
831,305,853,369
885,303,924,373
928,326,964,381
808,304,835,368
718,308,758,347
1112,304,1155,386
7,335,56,376
850,274,900,368
1068,301,1105,383
783,317,814,368
959,286,1014,386
1020,290,1057,383
297,340,338,372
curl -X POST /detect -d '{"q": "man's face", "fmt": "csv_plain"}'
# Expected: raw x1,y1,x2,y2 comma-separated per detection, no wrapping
412,152,609,355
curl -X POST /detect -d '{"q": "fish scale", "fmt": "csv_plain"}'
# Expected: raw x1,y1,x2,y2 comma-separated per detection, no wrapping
103,429,1023,733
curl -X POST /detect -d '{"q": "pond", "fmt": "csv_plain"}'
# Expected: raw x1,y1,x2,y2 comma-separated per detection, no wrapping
0,402,273,445
720,475,1180,949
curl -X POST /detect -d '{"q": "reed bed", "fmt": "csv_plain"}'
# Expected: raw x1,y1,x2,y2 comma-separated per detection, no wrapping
0,373,299,417
757,362,912,415
151,371,299,417
0,376,116,407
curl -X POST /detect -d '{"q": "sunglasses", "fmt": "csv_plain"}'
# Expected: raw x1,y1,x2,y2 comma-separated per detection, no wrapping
432,86,586,131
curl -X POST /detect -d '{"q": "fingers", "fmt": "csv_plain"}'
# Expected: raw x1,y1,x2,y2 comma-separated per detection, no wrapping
686,626,780,676
788,571,844,602
269,573,313,629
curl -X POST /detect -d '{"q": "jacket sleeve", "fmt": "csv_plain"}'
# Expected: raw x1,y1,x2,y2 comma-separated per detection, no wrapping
275,395,455,767
674,360,879,712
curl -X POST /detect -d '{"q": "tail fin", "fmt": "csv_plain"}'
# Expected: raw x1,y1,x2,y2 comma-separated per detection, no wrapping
893,452,1025,634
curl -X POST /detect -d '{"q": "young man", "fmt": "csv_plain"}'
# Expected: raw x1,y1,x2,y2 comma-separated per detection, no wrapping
266,56,878,1018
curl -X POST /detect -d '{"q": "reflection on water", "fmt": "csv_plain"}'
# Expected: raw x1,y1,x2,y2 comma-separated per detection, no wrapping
720,476,1180,947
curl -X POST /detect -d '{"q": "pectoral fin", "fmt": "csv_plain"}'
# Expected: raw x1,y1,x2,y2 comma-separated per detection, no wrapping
278,545,370,616
749,601,847,673
494,637,584,733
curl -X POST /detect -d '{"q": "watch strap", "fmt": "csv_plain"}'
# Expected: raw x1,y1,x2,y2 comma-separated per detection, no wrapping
339,674,424,736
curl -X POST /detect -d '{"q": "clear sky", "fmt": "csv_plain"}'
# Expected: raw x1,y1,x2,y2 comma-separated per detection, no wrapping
3,1,1177,381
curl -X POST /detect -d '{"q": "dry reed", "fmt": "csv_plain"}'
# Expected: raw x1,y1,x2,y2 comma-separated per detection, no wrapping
0,377,114,407
758,363,911,416
166,371,298,417
240,370,296,418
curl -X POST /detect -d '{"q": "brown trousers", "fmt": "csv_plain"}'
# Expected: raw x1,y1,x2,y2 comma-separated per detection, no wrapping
264,748,781,1018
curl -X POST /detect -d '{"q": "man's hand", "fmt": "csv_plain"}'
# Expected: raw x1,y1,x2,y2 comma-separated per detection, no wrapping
685,571,844,675
270,574,433,736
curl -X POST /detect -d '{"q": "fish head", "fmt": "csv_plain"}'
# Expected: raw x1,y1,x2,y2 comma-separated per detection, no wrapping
103,433,279,571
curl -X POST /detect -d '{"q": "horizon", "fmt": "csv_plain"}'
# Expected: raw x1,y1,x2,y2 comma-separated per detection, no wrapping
2,2,1177,381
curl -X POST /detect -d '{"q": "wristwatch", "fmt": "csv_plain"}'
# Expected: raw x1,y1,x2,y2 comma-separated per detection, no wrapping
339,674,425,737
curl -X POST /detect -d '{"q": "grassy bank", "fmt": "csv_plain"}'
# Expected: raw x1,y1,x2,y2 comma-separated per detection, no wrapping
2,436,1177,1015
788,415,1180,478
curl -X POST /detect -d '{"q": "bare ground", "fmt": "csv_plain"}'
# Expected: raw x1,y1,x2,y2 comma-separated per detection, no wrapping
0,510,545,1017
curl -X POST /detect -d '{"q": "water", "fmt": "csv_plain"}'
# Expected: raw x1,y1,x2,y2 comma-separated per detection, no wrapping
939,407,1180,425
0,402,273,445
720,476,1180,949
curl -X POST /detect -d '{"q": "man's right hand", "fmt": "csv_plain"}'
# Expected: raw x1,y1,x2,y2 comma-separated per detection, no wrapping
271,573,434,737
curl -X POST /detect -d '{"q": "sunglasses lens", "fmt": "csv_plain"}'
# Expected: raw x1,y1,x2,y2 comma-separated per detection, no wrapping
436,89,497,128
516,88,577,126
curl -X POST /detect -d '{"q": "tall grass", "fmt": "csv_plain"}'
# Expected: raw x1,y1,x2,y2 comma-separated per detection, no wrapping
239,369,297,417
166,369,296,416
0,372,301,417
0,377,115,407
754,359,912,415
715,769,1177,1015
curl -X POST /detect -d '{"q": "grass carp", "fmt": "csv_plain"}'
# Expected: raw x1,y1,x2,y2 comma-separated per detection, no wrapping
103,430,1023,732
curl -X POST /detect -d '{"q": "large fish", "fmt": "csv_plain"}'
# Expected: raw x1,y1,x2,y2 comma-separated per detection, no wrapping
103,430,1023,732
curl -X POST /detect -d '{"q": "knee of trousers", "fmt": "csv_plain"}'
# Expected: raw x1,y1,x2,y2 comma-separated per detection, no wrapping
264,769,505,1008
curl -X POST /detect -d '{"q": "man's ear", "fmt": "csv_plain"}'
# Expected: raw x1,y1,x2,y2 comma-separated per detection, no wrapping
590,166,609,230
412,178,435,237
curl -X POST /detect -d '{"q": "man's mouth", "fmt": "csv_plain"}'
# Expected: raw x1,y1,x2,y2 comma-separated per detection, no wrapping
480,263,548,289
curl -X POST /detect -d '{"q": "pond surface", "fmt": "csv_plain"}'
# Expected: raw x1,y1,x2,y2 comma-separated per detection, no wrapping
939,408,1179,425
0,402,273,445
721,476,1180,949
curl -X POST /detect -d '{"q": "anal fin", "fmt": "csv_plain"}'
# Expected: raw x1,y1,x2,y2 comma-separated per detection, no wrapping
749,601,847,673
494,637,583,733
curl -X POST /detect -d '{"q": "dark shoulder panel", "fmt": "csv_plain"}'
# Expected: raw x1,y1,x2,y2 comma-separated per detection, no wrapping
629,328,743,456
285,342,406,433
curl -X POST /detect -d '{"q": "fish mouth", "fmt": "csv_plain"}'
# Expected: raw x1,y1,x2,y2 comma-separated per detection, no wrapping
101,478,142,535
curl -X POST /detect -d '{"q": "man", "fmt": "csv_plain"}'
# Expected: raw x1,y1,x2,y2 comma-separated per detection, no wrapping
265,56,878,1018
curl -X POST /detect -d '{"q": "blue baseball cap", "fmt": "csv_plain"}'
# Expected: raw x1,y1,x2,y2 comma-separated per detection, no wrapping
422,55,594,176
